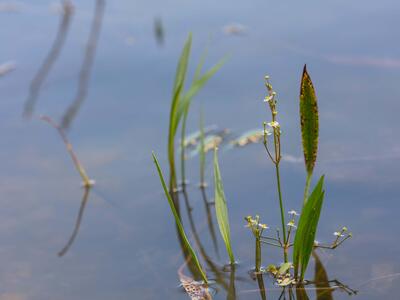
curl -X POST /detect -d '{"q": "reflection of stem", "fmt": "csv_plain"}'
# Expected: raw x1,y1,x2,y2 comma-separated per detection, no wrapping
182,188,229,290
227,264,236,300
61,0,105,130
40,115,93,187
256,274,267,300
24,0,74,117
295,283,310,300
58,187,91,256
200,187,219,258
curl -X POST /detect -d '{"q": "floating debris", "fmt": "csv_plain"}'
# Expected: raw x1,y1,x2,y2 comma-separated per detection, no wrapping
182,125,218,149
0,2,20,13
188,133,227,159
229,129,263,147
178,263,212,299
222,23,247,36
0,61,16,77
266,264,296,287
154,16,165,46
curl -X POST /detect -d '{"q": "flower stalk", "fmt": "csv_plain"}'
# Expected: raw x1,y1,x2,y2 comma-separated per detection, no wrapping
263,76,288,262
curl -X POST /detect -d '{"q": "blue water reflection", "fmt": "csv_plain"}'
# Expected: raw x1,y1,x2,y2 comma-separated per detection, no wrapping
0,0,399,299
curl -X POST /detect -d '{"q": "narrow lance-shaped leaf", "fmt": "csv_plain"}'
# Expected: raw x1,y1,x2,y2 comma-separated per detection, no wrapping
300,65,319,176
179,54,226,185
167,34,192,190
180,56,227,115
213,147,235,264
152,152,208,283
293,175,325,280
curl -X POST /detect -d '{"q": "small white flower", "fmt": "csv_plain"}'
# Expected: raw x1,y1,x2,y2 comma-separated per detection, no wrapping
334,231,344,237
264,95,273,102
258,223,269,229
288,210,299,216
287,221,297,229
267,121,280,128
314,240,320,246
264,128,272,136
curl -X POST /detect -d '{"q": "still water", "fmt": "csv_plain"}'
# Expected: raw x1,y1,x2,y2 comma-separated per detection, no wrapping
0,0,400,299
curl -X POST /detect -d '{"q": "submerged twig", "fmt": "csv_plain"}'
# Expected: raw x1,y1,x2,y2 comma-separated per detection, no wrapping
40,115,94,187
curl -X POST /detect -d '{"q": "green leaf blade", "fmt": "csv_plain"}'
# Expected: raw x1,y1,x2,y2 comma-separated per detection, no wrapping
152,152,208,283
293,175,325,280
213,147,235,264
300,65,319,176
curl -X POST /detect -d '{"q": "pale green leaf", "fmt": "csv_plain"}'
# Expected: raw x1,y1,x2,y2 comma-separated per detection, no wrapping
293,175,325,280
213,147,235,264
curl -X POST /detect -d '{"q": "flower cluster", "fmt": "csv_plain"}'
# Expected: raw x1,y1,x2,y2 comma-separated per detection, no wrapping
262,75,282,165
245,215,268,238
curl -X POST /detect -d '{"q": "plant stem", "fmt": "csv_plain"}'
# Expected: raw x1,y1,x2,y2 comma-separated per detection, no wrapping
180,107,188,187
303,172,312,206
275,164,288,262
255,236,261,272
199,108,206,187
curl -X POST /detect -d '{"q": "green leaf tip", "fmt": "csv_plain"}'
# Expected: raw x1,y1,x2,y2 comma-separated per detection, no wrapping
300,64,319,176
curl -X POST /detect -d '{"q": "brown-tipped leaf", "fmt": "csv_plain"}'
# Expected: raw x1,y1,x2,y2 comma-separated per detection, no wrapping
300,65,319,175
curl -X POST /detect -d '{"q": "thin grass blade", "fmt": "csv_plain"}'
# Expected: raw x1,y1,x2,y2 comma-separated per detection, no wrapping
199,109,206,186
179,55,226,185
167,34,192,190
213,147,235,264
152,152,208,283
180,56,227,115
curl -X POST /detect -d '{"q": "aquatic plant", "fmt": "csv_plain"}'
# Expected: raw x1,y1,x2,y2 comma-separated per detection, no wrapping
167,34,192,192
156,59,353,292
245,215,268,272
179,48,226,188
40,115,94,188
258,67,351,282
152,152,208,283
167,33,225,192
199,109,207,188
293,175,325,279
299,65,319,206
262,75,288,262
213,147,235,265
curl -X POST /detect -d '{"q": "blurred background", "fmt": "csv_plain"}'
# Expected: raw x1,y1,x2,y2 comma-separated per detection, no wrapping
0,0,399,299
